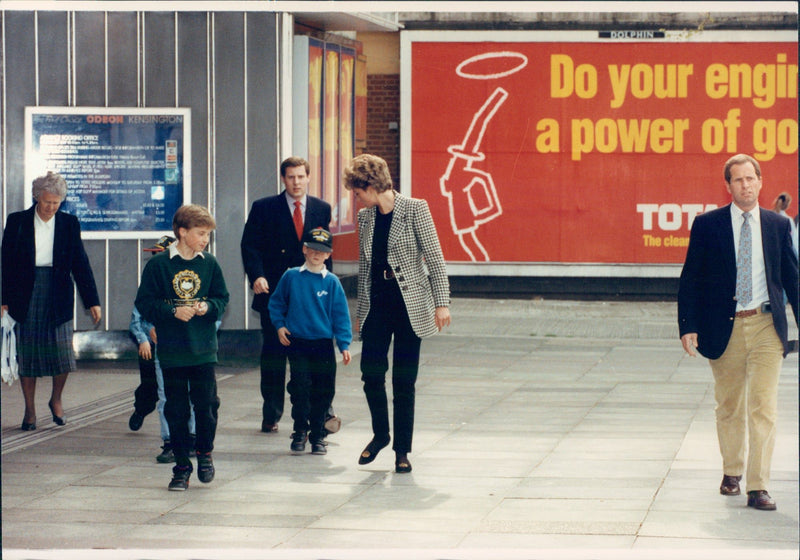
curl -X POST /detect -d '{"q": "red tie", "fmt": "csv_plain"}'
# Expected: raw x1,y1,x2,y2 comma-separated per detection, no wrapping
293,200,303,240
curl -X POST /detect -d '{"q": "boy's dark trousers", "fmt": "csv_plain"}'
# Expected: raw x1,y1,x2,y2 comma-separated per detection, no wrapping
163,363,219,466
286,338,336,441
133,348,158,416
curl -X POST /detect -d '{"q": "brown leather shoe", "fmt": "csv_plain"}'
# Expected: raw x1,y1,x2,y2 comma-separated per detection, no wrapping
719,474,742,495
747,490,776,511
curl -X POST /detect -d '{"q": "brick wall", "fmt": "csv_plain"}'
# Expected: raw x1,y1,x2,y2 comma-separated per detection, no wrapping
366,74,400,186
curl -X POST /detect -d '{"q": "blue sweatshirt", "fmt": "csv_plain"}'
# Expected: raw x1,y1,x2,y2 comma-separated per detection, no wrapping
268,265,352,352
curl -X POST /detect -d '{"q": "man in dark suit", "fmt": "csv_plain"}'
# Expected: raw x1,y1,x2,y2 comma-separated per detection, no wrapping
241,157,333,433
678,153,798,511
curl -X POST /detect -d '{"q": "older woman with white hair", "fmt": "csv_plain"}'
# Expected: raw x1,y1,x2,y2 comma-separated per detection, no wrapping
1,171,101,430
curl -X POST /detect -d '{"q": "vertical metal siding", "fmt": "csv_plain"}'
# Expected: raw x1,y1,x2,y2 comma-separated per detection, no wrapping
244,12,280,330
107,12,139,107
106,11,141,330
73,12,105,106
36,12,69,107
1,9,283,333
3,12,35,217
143,12,176,108
212,12,246,329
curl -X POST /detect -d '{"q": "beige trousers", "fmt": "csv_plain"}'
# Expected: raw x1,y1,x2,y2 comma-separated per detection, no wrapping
709,310,783,493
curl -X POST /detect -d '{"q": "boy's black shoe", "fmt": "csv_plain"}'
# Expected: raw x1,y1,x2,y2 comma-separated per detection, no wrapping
290,431,308,454
168,465,192,491
156,441,175,463
128,411,145,431
196,452,215,483
311,439,327,455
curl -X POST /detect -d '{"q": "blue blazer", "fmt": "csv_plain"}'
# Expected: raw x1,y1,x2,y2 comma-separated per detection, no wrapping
678,204,799,359
240,191,332,315
2,205,100,326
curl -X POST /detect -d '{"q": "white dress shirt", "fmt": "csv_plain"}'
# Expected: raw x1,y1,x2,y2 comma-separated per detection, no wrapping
34,210,56,267
285,192,306,222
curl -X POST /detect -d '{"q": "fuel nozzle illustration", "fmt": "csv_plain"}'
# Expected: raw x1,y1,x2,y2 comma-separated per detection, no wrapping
440,87,508,261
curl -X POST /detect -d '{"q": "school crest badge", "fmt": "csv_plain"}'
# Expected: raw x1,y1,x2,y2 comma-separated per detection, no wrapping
172,269,201,301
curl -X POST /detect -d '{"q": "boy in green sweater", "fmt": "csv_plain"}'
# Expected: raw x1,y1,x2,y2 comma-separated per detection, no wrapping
135,205,229,491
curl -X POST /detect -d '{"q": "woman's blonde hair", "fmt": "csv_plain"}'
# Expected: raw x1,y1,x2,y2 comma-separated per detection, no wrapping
343,154,393,193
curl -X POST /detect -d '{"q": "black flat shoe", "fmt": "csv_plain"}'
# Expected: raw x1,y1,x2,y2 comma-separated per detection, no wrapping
48,401,66,426
21,418,36,431
395,454,412,473
358,435,390,465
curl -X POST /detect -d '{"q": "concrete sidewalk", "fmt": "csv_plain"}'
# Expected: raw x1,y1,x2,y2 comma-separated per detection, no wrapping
2,298,798,560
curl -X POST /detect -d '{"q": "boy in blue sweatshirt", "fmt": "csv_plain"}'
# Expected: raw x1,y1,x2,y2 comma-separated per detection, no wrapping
269,227,352,455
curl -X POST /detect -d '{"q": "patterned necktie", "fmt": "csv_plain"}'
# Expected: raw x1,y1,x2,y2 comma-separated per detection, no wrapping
735,211,752,307
293,200,303,240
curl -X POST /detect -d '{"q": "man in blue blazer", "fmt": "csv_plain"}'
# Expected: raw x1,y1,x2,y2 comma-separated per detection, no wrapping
241,157,332,433
678,154,798,511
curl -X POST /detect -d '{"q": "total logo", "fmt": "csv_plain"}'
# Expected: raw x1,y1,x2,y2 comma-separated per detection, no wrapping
636,203,718,231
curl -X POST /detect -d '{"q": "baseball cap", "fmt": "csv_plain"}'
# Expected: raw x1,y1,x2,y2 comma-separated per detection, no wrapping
303,227,333,253
143,235,176,252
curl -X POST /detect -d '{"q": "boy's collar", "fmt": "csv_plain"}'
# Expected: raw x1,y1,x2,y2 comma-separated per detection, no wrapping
300,263,327,277
169,243,205,260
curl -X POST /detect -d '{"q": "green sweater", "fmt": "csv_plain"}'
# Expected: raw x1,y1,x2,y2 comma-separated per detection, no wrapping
134,250,229,368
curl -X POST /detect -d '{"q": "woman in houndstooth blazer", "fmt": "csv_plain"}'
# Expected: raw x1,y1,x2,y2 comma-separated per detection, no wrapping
343,154,451,474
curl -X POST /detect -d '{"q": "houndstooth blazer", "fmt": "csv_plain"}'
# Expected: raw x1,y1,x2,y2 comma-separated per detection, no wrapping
356,193,450,339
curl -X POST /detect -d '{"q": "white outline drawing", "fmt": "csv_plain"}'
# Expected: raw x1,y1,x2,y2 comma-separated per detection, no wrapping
440,87,508,261
456,51,529,80
440,51,528,261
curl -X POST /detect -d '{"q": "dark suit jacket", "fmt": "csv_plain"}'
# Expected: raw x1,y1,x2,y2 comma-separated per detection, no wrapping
678,204,799,359
1,205,100,326
240,191,332,315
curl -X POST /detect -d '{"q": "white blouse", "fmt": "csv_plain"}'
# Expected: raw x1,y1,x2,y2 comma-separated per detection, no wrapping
34,210,56,267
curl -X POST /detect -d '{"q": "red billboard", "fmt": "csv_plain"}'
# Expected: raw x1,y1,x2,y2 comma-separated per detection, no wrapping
404,31,798,271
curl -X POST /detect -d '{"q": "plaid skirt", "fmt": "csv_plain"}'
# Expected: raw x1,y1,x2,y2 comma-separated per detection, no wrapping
17,267,76,377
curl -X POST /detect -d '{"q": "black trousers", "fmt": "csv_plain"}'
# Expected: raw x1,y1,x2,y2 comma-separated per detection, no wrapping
360,282,421,454
259,313,288,424
163,363,219,466
133,347,158,416
286,337,336,440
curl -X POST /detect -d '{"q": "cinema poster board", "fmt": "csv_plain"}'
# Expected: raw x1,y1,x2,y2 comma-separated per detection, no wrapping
25,107,191,239
401,30,797,276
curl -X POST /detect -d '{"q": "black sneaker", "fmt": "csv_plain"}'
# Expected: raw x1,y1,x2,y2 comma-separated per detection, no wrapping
156,441,175,463
290,431,308,454
128,411,145,431
311,439,327,455
168,466,192,491
196,452,215,483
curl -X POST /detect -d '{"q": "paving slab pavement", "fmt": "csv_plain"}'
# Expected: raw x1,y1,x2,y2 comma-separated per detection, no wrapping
1,297,798,560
